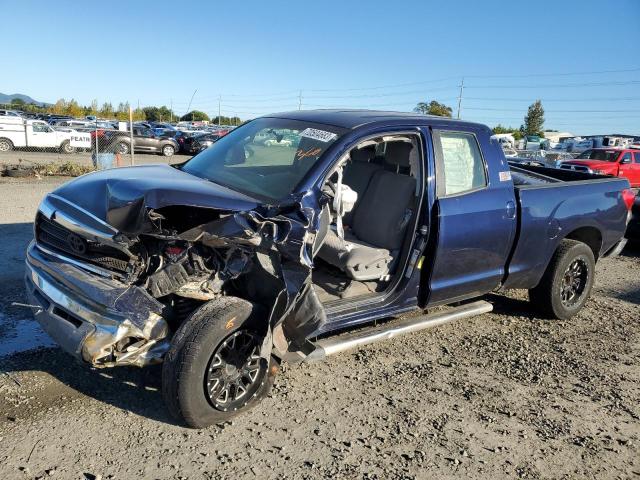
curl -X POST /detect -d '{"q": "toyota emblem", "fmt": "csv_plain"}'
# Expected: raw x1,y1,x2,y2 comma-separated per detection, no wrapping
67,233,87,255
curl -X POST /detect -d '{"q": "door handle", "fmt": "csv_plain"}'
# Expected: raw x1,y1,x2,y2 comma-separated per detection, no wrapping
506,201,516,219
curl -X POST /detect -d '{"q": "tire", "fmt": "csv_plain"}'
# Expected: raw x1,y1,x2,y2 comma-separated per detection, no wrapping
115,142,130,155
0,138,13,152
59,140,75,154
161,144,175,157
162,296,278,428
529,239,596,319
5,167,32,177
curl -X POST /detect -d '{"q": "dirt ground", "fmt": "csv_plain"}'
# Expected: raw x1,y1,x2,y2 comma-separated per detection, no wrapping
0,176,638,480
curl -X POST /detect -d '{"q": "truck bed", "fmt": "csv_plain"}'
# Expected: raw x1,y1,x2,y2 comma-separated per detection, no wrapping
503,164,630,290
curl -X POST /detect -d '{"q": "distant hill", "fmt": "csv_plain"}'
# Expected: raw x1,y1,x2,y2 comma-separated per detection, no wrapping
0,93,49,106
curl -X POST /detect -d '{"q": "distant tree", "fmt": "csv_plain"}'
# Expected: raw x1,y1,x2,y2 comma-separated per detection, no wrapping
181,110,210,121
414,100,453,118
115,102,131,121
523,100,545,136
52,98,67,115
88,99,98,116
65,99,83,117
10,98,26,106
132,108,146,121
143,106,160,121
157,106,175,122
100,102,114,118
212,115,241,125
492,124,523,140
142,105,175,122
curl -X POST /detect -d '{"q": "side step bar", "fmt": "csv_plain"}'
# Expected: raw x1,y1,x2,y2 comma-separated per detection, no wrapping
307,300,492,361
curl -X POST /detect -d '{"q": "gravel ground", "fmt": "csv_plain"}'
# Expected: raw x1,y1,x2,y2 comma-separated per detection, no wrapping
0,177,638,480
0,149,186,169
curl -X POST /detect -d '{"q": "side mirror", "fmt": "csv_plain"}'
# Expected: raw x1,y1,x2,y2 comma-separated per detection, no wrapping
620,157,632,165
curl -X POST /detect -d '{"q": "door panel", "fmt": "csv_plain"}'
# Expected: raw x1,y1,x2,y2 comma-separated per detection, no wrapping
29,123,58,148
618,152,637,187
426,129,517,304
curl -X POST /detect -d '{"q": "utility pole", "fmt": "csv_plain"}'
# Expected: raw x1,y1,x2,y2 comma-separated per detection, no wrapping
298,90,302,110
170,98,173,123
218,95,221,125
456,77,464,119
129,105,135,165
186,89,197,120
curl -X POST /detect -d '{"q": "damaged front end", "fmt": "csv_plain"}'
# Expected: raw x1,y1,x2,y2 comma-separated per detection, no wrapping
26,165,327,367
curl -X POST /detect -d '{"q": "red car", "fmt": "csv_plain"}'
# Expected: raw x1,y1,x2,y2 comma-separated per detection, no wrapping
560,147,640,187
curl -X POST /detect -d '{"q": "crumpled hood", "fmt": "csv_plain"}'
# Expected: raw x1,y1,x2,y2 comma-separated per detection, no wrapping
52,164,261,233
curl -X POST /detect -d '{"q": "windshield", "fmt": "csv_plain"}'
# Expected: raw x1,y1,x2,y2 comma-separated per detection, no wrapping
181,118,346,200
577,149,620,162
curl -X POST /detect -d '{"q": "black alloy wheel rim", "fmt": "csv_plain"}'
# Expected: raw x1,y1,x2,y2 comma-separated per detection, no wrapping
560,258,589,307
204,330,263,411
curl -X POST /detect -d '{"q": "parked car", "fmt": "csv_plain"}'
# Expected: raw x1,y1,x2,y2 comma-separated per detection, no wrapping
103,126,179,156
182,132,222,154
0,116,78,153
25,110,632,428
0,109,22,117
559,147,640,187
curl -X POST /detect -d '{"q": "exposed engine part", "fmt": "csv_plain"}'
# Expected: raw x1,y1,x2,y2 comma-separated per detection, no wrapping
146,262,191,297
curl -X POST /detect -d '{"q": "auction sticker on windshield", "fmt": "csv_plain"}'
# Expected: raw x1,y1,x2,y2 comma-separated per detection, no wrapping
300,128,337,143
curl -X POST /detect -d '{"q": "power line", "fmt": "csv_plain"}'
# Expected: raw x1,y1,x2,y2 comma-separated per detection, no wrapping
465,80,640,89
305,76,460,92
465,107,640,113
463,96,640,102
463,67,640,79
305,86,458,99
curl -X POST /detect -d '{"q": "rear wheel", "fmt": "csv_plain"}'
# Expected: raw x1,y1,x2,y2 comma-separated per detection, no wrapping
162,297,278,428
161,144,175,157
529,239,595,319
0,138,13,152
59,140,75,154
115,142,130,154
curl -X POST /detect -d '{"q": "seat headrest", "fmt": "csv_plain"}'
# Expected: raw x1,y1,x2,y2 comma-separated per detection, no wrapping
384,141,413,168
350,145,376,163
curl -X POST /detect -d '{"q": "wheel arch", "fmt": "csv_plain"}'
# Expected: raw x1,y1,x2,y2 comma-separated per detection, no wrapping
563,226,602,260
0,137,15,148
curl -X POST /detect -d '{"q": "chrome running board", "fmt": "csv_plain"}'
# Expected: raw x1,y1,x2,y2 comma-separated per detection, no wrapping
308,300,492,360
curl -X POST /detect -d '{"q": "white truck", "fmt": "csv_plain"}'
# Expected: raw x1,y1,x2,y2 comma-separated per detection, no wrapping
0,116,82,153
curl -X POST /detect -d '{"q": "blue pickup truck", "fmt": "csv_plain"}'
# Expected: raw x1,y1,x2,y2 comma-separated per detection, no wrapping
25,110,633,427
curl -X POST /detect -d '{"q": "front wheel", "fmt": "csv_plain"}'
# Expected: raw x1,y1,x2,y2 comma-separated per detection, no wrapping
115,142,130,154
161,144,175,157
162,297,278,428
529,239,595,319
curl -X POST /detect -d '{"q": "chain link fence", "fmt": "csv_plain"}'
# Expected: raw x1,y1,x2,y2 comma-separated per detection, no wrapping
0,103,238,178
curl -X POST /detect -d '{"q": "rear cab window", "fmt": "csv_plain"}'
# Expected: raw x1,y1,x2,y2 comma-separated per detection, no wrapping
433,131,488,196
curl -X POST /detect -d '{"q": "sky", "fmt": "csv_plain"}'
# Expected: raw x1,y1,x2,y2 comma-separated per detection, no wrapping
3,0,640,135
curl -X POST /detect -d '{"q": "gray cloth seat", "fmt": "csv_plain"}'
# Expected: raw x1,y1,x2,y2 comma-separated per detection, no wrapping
342,145,382,225
318,141,417,281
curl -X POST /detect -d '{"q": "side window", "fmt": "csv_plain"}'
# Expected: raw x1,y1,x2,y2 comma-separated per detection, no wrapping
620,152,632,164
434,131,487,196
633,152,640,164
32,123,48,133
